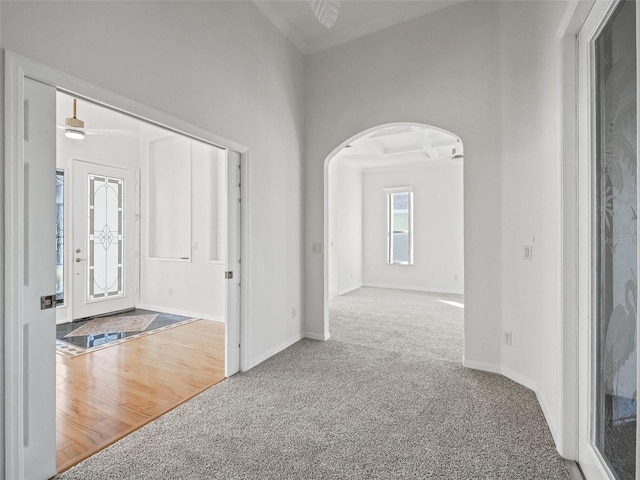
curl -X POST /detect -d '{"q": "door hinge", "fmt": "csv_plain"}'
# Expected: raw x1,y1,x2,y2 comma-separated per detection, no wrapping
225,271,233,279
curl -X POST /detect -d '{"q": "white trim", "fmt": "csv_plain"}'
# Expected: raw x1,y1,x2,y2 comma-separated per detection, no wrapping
462,360,559,450
244,334,301,371
4,51,250,480
558,0,597,463
146,257,192,263
223,150,241,377
359,157,463,173
556,0,581,39
573,1,626,478
136,303,224,323
4,48,27,480
382,185,413,193
362,283,464,296
336,284,362,296
238,151,251,373
303,331,331,341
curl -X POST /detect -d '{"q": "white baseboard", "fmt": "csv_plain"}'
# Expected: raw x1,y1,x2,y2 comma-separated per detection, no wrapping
137,303,225,323
245,333,302,370
303,331,330,341
363,283,464,295
337,284,363,296
463,359,560,452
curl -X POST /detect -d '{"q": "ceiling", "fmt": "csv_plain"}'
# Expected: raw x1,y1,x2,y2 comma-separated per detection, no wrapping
253,0,464,54
335,124,462,171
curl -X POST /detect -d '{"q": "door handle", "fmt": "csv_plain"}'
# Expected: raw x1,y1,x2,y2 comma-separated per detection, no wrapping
75,257,87,262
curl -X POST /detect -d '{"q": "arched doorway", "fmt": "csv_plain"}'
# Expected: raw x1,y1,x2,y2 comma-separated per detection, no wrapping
323,122,465,349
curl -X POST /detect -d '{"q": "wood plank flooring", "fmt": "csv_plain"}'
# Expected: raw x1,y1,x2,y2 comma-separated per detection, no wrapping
56,319,225,473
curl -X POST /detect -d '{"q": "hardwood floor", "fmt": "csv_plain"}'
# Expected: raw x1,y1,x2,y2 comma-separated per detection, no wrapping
56,319,225,473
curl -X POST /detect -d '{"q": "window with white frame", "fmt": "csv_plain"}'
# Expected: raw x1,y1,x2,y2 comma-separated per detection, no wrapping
385,187,413,265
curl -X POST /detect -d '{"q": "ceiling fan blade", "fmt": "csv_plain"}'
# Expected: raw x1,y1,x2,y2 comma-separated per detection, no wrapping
308,0,341,28
56,125,136,137
84,128,136,137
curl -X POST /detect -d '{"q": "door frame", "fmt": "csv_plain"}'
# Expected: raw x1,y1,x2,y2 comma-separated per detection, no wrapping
560,0,640,476
4,50,250,480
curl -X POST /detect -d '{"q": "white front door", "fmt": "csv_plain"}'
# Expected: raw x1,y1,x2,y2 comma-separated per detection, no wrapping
72,160,137,319
22,78,57,480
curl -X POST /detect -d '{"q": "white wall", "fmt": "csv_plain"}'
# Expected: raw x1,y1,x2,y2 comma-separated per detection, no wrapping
305,0,503,369
147,135,192,260
328,159,363,296
362,163,463,294
303,0,567,451
498,1,565,439
139,130,227,321
1,0,304,376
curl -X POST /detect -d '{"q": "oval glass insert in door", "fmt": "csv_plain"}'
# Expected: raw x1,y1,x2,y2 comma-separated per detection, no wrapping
594,1,637,478
88,173,124,300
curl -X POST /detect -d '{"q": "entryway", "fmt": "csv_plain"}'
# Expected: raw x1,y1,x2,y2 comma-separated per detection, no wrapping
324,123,464,346
52,92,238,472
5,52,246,480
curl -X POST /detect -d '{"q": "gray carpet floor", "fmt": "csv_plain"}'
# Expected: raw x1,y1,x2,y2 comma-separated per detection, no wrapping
57,287,571,479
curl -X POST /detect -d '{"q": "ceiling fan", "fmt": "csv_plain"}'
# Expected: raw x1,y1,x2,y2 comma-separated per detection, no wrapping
308,0,341,28
57,98,135,139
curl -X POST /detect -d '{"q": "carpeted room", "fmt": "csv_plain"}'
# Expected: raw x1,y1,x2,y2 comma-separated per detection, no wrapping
56,288,571,479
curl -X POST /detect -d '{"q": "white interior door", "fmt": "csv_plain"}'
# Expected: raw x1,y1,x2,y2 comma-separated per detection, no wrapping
22,78,57,480
225,150,241,376
72,160,137,319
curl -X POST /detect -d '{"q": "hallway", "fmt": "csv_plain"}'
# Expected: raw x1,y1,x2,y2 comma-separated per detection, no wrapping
59,287,571,479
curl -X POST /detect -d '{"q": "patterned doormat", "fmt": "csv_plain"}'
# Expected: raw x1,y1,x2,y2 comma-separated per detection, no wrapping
56,314,199,358
65,314,158,338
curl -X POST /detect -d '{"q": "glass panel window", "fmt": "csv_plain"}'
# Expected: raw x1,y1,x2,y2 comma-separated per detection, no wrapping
56,170,64,305
386,190,413,265
87,174,124,300
594,2,637,479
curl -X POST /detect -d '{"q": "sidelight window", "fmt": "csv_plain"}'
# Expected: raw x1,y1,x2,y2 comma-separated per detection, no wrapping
593,2,637,478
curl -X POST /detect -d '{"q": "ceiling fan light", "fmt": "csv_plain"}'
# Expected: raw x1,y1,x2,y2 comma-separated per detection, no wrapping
64,98,85,140
65,128,85,140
